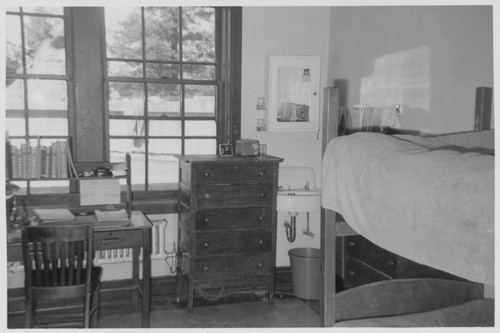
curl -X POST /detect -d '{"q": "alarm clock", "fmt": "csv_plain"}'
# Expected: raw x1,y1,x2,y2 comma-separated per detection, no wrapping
235,139,260,156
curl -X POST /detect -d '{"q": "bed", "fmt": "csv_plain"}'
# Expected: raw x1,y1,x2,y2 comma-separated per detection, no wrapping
319,87,494,327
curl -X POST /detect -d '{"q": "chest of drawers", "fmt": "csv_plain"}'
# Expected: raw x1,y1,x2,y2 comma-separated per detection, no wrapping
176,154,283,311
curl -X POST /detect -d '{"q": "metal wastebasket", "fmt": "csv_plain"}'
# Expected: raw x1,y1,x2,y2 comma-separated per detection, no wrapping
288,247,321,300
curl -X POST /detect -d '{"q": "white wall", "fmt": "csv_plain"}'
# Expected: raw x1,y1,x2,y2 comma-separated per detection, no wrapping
328,6,494,134
241,7,331,266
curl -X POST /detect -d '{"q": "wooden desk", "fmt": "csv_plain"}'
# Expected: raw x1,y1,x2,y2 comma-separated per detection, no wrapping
7,210,153,328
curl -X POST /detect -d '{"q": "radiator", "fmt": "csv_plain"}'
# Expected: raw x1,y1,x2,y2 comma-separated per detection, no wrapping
95,218,169,264
7,218,170,272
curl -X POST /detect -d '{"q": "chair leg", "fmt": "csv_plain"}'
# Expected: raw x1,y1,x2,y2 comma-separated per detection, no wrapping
90,284,100,328
84,292,91,328
24,295,34,328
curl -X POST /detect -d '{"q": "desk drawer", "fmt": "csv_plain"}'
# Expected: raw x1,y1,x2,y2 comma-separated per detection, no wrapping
196,184,273,208
94,229,143,250
195,164,273,184
195,230,272,257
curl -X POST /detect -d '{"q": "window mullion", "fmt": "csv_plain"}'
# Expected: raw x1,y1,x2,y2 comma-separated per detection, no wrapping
141,8,149,191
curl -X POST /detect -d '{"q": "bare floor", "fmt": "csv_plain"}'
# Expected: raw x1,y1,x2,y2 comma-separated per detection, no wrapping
99,296,320,328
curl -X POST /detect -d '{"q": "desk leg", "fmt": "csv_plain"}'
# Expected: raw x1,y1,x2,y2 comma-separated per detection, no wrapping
142,228,152,328
132,247,140,309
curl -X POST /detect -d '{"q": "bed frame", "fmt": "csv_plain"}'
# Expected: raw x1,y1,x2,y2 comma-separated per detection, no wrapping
319,87,493,326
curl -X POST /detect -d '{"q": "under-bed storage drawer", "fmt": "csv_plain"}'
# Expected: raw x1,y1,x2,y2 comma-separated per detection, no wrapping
342,235,464,289
345,235,397,277
344,255,390,288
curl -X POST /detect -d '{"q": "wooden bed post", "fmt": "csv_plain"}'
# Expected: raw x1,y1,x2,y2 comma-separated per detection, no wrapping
320,87,340,326
474,87,492,131
321,208,337,326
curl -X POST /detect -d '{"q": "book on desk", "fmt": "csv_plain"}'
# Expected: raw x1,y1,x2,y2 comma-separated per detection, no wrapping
33,208,133,229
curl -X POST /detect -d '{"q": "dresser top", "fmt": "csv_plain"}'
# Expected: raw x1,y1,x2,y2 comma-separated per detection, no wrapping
175,154,284,164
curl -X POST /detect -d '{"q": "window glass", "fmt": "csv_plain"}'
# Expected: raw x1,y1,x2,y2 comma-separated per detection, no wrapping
108,82,144,116
105,7,142,59
6,15,23,75
183,64,216,80
24,15,66,75
106,6,218,190
185,120,216,136
5,8,70,194
149,120,182,136
182,7,215,62
147,83,181,117
145,7,179,61
27,80,67,110
185,139,217,154
6,79,24,110
108,60,143,77
146,63,180,80
185,85,216,117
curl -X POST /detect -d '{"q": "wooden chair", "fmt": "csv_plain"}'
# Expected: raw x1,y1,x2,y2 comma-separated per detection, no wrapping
21,223,102,328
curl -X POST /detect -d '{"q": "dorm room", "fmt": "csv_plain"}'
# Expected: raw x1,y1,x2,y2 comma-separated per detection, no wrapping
4,4,495,329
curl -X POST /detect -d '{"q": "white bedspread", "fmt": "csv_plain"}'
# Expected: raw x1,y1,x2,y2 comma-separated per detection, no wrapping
321,130,494,285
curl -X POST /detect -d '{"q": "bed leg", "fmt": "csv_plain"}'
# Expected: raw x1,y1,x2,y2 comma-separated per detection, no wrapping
320,208,337,327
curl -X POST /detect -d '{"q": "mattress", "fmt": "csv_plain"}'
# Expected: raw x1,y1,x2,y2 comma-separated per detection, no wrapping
321,130,494,285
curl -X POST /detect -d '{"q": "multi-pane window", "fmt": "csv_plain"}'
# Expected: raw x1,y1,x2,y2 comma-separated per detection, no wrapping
5,7,70,194
105,7,218,191
5,7,239,199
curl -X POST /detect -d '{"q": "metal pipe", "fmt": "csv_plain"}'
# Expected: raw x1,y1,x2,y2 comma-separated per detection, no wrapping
284,215,297,242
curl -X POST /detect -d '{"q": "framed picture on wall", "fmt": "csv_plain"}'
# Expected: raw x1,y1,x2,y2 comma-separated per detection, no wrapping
268,55,321,131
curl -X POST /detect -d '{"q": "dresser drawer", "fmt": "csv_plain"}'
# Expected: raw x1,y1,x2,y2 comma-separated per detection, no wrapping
195,208,271,231
345,235,397,277
196,184,273,208
344,255,390,288
195,230,272,257
193,253,272,279
194,164,273,184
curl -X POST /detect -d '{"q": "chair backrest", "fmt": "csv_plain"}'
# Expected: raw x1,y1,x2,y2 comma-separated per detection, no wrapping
22,223,94,299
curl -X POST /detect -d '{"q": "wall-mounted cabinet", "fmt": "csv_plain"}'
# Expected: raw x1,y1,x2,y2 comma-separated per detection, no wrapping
268,55,321,131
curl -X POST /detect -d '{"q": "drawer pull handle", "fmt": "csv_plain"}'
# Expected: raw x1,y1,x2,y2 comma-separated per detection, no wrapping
257,262,263,269
258,171,265,177
258,216,265,221
348,270,355,276
204,193,210,199
348,241,356,247
258,240,263,246
203,266,209,272
259,193,266,198
102,237,121,243
203,242,209,248
387,260,396,267
203,172,210,178
204,218,210,223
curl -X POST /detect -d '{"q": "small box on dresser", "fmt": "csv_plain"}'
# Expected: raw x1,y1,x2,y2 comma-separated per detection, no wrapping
175,154,284,312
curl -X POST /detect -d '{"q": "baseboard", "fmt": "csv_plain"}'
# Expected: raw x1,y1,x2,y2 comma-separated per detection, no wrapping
8,267,293,317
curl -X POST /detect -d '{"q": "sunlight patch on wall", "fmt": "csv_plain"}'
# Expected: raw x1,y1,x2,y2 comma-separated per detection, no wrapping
360,46,431,113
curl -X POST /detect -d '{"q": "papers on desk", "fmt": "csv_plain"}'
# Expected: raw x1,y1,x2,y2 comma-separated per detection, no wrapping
94,209,129,222
33,208,75,222
94,209,132,229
